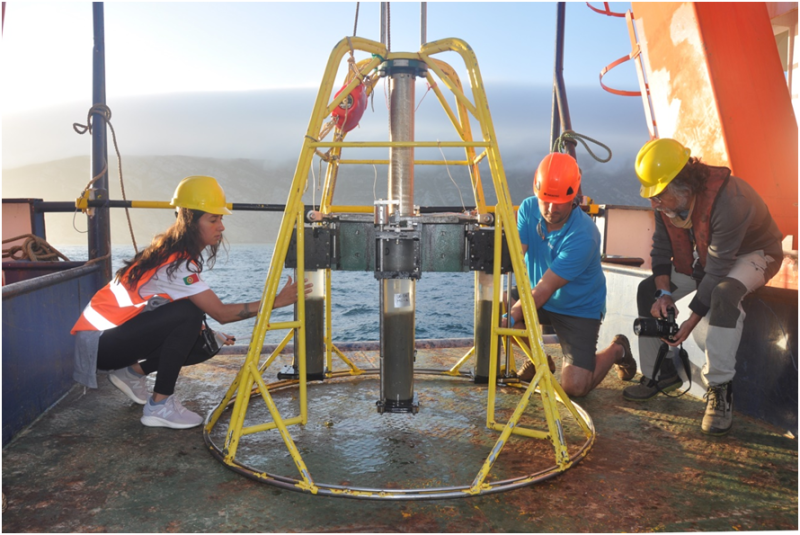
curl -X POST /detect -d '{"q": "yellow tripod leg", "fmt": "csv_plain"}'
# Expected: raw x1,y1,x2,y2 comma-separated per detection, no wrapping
330,344,365,375
445,346,475,376
257,330,294,376
246,361,318,493
468,366,547,494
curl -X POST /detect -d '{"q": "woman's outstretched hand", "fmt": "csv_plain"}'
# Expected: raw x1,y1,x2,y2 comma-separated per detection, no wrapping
274,276,313,308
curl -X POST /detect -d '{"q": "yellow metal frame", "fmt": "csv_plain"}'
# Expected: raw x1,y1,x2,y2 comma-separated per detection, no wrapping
204,36,594,499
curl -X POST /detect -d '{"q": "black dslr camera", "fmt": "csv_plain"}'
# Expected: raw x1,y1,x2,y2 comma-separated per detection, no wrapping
633,307,679,341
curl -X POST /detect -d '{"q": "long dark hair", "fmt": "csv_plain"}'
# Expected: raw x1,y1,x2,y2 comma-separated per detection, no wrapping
115,208,221,289
669,156,710,197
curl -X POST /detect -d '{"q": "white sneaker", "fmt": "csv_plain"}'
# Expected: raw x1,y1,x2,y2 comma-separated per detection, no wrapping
141,395,203,429
108,366,149,405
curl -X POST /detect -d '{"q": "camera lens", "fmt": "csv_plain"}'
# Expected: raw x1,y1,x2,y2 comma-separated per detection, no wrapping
633,318,661,337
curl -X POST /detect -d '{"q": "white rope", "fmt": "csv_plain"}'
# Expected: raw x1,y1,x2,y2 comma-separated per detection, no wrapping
372,164,378,202
438,141,467,212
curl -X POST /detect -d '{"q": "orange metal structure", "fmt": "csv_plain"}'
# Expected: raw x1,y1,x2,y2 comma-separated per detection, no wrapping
629,2,798,255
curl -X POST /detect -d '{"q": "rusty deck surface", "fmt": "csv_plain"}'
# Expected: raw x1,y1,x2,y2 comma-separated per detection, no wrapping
2,344,797,532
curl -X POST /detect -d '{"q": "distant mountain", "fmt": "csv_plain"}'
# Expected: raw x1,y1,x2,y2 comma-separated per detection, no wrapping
3,85,650,169
3,85,650,245
2,156,290,245
2,152,649,246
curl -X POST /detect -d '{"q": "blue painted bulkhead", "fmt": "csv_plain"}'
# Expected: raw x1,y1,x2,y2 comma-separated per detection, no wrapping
2,263,104,446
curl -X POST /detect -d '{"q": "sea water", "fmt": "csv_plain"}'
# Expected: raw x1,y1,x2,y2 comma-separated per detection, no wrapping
57,243,476,345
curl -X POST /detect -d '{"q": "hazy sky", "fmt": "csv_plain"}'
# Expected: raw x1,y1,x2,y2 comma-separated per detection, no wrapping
3,1,653,178
3,1,655,246
3,2,640,113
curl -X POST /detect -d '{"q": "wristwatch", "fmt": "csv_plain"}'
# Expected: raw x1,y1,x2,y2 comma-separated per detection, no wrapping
654,289,672,299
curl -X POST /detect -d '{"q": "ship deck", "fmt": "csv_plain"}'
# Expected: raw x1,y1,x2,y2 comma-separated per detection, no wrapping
2,343,797,532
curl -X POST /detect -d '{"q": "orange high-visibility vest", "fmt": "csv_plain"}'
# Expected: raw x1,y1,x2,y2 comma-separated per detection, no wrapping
71,253,192,333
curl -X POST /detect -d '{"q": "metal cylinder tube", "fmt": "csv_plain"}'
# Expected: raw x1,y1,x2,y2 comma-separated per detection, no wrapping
388,72,415,217
473,271,498,383
381,279,416,405
379,69,418,411
293,270,326,379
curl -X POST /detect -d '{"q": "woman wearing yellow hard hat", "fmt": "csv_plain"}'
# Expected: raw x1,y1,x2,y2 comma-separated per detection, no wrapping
71,176,311,429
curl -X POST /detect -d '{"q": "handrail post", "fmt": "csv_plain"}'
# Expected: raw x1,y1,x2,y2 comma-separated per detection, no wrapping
551,2,577,160
89,2,111,282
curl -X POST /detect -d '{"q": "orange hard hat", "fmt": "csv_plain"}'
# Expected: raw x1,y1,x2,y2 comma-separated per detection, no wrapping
534,153,581,203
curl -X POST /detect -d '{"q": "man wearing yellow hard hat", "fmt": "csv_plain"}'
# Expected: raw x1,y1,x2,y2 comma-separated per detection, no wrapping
625,139,784,435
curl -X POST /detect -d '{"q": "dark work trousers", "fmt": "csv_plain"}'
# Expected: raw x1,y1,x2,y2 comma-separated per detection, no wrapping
96,299,212,396
638,252,776,385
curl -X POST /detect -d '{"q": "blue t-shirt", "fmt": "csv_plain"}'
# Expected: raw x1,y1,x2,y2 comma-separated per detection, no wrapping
517,196,606,319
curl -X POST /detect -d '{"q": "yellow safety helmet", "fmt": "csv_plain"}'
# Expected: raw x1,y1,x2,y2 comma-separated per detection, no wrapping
170,176,232,215
635,138,691,198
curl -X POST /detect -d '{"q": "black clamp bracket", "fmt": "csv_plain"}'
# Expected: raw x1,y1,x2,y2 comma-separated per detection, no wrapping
465,225,512,273
375,223,421,280
285,224,339,270
376,393,420,414
377,58,428,79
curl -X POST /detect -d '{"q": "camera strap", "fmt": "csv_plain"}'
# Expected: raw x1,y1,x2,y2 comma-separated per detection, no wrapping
677,346,692,384
665,345,693,397
648,342,669,386
649,342,692,398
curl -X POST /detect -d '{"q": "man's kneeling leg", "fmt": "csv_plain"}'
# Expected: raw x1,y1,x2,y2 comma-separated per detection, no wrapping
560,364,594,398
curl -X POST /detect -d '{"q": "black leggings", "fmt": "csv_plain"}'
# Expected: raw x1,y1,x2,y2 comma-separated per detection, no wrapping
97,300,213,396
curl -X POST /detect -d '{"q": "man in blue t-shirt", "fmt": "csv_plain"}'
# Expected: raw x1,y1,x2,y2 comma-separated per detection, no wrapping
503,153,636,397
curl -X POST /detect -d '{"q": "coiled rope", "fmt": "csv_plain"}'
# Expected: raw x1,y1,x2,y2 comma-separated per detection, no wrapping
552,130,612,163
2,234,70,262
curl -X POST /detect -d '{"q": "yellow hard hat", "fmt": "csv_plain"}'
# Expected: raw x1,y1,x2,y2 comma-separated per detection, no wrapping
635,138,691,198
170,176,232,215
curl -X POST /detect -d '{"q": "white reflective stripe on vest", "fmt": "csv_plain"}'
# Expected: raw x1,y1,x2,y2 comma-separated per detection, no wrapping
109,280,136,307
82,303,119,331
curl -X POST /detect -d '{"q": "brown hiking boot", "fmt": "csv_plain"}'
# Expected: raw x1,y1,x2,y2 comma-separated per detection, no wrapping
702,382,733,436
622,374,681,401
516,354,556,382
613,334,636,381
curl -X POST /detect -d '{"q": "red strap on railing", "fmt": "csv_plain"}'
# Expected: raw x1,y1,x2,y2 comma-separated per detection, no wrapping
585,2,626,18
599,49,648,97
